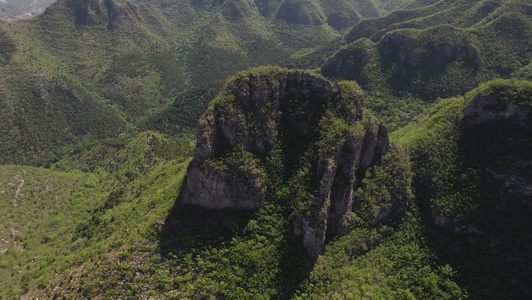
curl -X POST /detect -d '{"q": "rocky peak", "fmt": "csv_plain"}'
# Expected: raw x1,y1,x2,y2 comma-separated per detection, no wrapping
66,0,134,27
184,68,339,209
182,67,400,256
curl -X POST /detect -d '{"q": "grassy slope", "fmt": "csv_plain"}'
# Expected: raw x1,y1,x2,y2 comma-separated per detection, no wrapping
2,78,529,299
1,68,463,298
0,1,530,298
0,131,192,297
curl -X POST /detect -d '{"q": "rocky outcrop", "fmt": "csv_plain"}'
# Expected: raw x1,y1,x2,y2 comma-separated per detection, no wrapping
67,0,133,26
378,32,480,85
182,68,337,210
294,118,390,257
322,26,482,99
182,67,395,257
461,82,532,207
462,91,532,128
69,0,106,25
321,38,372,84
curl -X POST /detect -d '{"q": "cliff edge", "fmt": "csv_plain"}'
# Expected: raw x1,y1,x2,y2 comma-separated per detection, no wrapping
182,67,410,256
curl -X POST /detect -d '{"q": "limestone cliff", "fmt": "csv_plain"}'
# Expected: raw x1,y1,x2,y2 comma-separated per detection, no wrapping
460,81,532,208
322,26,482,100
293,116,391,257
183,68,338,210
182,67,405,257
416,80,532,296
64,0,134,27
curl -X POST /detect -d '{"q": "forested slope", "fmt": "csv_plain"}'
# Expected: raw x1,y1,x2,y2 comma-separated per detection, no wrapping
321,0,531,128
0,0,404,165
0,0,531,298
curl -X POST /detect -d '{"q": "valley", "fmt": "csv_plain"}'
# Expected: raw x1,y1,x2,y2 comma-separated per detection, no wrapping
0,0,530,298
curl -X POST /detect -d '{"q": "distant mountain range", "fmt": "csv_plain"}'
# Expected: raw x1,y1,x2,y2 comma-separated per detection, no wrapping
0,0,56,21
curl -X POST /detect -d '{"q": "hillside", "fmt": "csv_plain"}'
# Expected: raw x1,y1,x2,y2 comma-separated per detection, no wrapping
0,0,531,298
0,68,459,298
321,0,532,128
0,0,406,165
0,131,192,297
392,79,532,298
2,67,530,298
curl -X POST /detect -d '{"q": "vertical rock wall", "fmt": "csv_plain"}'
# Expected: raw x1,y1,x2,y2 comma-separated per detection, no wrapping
182,67,396,257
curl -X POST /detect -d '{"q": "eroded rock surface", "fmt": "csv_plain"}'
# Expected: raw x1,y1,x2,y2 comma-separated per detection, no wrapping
461,85,532,207
294,118,390,257
67,0,133,26
182,68,397,257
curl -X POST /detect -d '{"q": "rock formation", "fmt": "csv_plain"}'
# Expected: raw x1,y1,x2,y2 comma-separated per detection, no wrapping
293,117,390,257
66,0,133,26
461,81,532,207
182,67,403,257
322,26,482,100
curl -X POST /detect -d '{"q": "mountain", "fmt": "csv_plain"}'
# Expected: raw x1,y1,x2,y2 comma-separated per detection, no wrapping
321,0,532,128
0,0,531,298
180,67,406,258
0,0,409,166
0,0,56,21
392,78,532,298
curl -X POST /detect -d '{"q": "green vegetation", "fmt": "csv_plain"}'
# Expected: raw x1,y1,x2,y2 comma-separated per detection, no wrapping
0,0,405,165
0,0,530,298
0,131,193,297
322,0,532,129
300,205,465,299
392,79,532,298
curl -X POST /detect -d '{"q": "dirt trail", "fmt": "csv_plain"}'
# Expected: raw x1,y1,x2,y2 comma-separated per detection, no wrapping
14,178,24,204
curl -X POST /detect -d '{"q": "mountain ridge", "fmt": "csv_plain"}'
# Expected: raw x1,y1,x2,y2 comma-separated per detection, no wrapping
0,0,531,298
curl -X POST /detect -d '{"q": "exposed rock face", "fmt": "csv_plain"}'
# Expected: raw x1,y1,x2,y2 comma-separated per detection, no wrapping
462,92,532,128
294,119,390,257
378,32,480,86
461,85,532,207
69,0,105,25
321,39,372,84
67,0,133,26
183,68,337,210
183,67,395,257
322,27,482,99
425,82,532,296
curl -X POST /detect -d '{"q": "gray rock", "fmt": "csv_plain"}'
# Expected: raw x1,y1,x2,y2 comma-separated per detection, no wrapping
295,116,391,257
182,68,394,257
